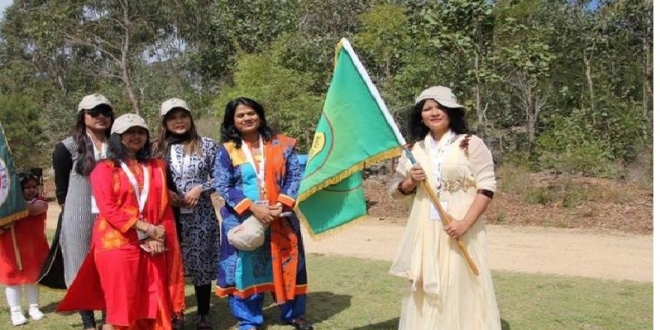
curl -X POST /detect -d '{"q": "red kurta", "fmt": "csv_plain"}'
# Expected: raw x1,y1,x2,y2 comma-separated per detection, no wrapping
0,199,49,285
57,159,185,329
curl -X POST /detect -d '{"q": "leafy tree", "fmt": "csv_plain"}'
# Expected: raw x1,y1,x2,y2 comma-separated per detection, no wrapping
0,0,653,178
355,4,409,114
0,93,46,168
493,0,556,151
214,48,323,152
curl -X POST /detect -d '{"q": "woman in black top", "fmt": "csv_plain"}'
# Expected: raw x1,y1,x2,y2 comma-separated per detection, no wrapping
40,94,114,330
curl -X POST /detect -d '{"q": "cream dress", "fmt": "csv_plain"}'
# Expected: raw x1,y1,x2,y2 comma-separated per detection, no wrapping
389,132,501,330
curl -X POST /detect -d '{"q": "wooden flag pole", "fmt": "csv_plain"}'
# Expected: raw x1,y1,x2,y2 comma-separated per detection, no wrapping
9,223,22,271
420,179,480,276
402,147,479,276
338,39,480,276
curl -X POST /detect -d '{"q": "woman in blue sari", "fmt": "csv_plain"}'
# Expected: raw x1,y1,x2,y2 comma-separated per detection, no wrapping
213,97,313,330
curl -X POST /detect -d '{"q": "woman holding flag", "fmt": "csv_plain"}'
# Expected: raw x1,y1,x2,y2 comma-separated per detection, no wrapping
213,97,313,330
389,85,501,329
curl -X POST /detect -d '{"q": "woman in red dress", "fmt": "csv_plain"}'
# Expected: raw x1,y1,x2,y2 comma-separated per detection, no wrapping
0,172,49,326
58,114,185,330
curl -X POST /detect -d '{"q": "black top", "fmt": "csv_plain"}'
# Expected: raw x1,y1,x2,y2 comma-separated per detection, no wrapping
52,142,73,205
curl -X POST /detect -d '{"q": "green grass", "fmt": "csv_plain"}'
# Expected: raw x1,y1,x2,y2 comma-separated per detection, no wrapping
0,254,651,329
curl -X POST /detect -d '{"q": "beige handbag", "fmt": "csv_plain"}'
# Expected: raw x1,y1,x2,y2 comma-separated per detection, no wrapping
227,216,266,251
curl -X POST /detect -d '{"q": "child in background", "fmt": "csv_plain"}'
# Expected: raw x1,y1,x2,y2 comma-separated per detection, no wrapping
0,172,49,326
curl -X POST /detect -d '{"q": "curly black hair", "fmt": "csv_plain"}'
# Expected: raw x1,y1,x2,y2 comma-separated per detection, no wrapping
407,99,468,142
221,97,276,148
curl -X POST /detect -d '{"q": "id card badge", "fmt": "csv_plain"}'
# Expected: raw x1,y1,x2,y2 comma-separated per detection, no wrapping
429,202,448,221
180,207,194,214
91,196,100,214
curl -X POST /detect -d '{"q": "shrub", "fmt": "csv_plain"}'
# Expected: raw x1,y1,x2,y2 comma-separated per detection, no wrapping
536,111,615,177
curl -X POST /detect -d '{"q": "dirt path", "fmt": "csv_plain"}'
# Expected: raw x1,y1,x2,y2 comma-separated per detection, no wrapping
301,221,652,283
46,203,652,283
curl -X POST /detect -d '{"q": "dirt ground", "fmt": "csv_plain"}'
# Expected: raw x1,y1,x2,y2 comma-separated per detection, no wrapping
45,202,652,283
300,220,652,283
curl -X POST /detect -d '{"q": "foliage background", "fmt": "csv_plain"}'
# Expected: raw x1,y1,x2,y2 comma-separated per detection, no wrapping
0,0,652,180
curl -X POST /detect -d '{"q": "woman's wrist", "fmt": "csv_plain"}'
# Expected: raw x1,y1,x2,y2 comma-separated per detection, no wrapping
146,223,156,237
135,220,149,232
398,178,417,195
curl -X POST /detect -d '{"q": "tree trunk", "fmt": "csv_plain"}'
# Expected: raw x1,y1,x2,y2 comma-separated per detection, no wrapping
642,32,652,117
474,56,483,129
120,0,139,114
583,51,595,119
526,87,536,150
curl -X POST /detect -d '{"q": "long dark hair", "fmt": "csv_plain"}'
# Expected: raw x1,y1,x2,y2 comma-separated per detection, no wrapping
407,99,468,142
152,109,202,158
106,132,151,164
74,105,115,176
221,97,275,148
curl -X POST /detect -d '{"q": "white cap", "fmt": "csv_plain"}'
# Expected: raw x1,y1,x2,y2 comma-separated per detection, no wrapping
77,94,112,112
415,86,465,111
111,113,149,135
160,98,190,116
227,216,266,251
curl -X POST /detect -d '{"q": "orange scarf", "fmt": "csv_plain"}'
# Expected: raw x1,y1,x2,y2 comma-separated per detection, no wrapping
263,137,299,304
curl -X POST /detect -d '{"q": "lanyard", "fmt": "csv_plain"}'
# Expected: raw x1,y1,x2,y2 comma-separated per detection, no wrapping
88,134,107,213
169,145,191,179
427,132,455,188
120,161,150,218
241,136,265,194
87,133,107,161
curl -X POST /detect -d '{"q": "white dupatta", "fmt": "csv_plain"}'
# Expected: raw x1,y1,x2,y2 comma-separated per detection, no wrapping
388,132,458,296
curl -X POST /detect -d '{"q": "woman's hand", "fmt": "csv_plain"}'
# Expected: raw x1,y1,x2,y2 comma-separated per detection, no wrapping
409,164,426,184
142,238,166,255
137,221,165,242
268,203,283,218
183,185,203,208
250,204,274,224
444,219,470,239
169,190,182,207
150,224,165,241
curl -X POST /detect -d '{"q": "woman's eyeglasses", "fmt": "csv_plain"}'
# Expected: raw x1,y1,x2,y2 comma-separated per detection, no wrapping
86,108,113,118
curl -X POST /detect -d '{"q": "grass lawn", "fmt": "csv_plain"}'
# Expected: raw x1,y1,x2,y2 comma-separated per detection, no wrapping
0,254,651,329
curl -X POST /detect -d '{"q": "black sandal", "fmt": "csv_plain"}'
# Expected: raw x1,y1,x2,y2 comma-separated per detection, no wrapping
172,315,185,330
197,315,213,330
287,317,314,330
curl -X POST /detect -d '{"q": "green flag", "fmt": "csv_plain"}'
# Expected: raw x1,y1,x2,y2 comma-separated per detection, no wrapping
295,38,406,238
0,121,27,227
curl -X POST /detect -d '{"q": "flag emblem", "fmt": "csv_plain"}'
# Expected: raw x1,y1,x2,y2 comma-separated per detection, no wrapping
295,38,405,238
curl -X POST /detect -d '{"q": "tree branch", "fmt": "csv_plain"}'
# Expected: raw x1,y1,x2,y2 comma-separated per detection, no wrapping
64,33,121,65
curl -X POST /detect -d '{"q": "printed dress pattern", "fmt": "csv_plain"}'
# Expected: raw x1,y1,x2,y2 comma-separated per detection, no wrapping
168,137,221,285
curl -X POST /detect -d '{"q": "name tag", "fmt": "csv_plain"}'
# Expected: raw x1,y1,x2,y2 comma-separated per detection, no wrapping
430,202,448,221
180,207,194,214
91,197,100,214
255,200,268,207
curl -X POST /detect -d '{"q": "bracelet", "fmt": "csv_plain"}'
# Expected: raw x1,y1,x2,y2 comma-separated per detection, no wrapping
146,224,156,237
137,224,149,240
